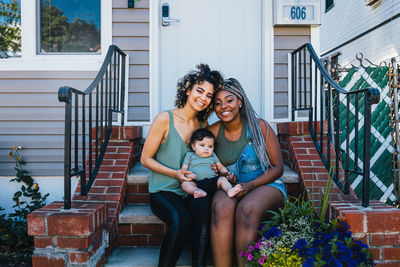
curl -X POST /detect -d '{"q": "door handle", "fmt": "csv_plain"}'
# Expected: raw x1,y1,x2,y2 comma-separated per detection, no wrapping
162,3,180,26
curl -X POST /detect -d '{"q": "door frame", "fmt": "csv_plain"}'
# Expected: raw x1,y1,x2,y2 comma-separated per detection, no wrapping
149,0,274,122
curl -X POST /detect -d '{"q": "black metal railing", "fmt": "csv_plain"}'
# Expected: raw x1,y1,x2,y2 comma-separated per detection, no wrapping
58,45,126,209
291,43,380,207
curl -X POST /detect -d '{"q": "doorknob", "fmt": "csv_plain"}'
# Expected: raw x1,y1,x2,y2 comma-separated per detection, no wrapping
162,3,180,26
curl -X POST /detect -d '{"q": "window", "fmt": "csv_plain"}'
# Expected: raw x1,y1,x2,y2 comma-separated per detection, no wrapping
0,0,21,58
325,0,334,12
39,0,100,54
0,0,111,71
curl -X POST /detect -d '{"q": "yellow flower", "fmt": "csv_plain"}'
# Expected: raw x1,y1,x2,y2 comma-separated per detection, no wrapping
17,156,22,161
33,183,39,190
8,151,14,158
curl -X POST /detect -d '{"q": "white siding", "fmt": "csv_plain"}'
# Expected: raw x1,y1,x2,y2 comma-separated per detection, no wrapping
112,0,150,121
274,27,311,119
0,71,95,176
320,0,400,65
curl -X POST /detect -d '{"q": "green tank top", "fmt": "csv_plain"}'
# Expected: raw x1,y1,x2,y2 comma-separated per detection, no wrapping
215,120,249,166
149,110,203,196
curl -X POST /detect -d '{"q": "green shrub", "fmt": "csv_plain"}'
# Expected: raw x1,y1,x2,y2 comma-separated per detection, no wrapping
0,146,49,266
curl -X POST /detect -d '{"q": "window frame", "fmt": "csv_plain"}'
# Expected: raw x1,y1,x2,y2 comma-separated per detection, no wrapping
325,0,334,12
0,0,112,71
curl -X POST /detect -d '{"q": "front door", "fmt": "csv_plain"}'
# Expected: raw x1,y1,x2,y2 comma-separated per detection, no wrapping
157,0,263,120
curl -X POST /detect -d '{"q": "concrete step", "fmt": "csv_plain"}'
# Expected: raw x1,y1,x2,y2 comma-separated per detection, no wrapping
120,204,163,225
106,247,214,267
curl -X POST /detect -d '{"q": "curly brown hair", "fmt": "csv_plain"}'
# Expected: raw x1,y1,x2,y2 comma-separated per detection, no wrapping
174,64,223,121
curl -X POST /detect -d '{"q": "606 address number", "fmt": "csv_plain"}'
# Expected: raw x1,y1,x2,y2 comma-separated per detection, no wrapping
291,6,306,20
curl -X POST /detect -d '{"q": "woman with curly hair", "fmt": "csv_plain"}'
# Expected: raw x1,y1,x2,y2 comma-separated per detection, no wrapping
208,78,287,267
141,64,223,267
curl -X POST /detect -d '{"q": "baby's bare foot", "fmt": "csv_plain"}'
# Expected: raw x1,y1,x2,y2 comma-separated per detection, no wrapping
193,189,207,198
227,184,242,197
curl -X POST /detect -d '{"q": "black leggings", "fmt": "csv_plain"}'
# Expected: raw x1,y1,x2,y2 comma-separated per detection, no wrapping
150,191,211,267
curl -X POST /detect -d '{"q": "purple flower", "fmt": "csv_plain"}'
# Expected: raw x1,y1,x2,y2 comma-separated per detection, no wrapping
340,221,351,230
248,245,254,252
336,243,352,262
293,239,307,249
247,254,253,261
347,259,359,267
324,258,343,267
255,242,261,249
308,247,320,256
355,240,368,249
238,252,243,257
293,239,308,257
258,255,266,265
263,226,282,240
303,257,314,267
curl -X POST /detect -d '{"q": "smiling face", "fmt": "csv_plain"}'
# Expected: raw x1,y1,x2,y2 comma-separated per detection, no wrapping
186,81,214,112
214,90,242,122
191,137,215,158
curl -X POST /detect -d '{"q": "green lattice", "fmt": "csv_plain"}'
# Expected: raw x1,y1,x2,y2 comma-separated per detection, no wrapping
338,66,395,203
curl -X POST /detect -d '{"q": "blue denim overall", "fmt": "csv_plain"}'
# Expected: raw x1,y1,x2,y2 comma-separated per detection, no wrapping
225,126,288,200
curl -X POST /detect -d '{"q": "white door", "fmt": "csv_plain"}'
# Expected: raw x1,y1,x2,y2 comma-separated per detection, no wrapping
157,0,263,120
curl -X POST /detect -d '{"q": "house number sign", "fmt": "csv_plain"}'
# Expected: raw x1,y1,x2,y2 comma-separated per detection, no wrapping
274,0,321,25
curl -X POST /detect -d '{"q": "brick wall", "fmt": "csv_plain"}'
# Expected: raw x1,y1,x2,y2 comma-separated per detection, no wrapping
277,121,400,266
27,126,142,266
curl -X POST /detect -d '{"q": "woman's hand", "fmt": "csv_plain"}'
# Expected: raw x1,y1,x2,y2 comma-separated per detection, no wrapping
225,172,236,184
210,164,218,175
235,182,255,198
176,169,196,182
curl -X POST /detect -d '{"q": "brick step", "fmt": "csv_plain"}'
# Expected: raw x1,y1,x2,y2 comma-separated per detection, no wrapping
117,204,165,246
106,247,214,267
125,163,301,204
126,163,151,204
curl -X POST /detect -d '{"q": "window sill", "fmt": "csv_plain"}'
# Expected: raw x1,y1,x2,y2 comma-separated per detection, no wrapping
0,55,104,71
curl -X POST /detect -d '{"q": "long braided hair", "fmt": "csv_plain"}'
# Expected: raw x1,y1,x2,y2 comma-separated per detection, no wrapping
222,78,271,171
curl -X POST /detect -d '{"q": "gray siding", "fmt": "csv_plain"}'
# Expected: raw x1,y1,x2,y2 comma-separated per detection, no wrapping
0,71,95,176
112,0,150,121
273,27,310,119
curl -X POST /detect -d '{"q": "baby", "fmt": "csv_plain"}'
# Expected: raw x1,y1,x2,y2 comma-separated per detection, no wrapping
181,128,242,198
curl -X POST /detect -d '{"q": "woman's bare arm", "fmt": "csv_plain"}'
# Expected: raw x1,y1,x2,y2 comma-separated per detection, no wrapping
140,111,192,181
236,120,284,196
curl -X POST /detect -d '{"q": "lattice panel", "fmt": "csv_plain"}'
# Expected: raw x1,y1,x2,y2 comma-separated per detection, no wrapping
338,66,396,203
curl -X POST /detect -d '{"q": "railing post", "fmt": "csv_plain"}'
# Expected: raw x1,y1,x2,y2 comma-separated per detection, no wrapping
362,88,380,207
121,54,126,125
58,87,72,209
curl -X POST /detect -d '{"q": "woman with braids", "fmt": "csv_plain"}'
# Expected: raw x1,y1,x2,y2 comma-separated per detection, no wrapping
141,64,223,267
208,78,288,267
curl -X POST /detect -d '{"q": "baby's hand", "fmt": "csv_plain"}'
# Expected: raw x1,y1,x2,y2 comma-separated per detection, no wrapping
185,173,197,180
177,170,195,182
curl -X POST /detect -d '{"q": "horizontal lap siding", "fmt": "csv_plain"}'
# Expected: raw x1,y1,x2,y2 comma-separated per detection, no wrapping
0,71,95,175
320,0,400,58
274,27,310,119
113,0,150,121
